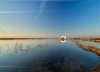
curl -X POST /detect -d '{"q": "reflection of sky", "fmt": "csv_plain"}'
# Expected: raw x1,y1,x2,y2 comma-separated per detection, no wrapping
0,40,99,71
0,0,100,38
78,41,100,49
0,40,54,66
0,40,53,55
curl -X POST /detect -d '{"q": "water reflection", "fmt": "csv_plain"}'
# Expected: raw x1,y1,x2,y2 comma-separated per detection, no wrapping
0,39,100,72
91,64,100,72
73,40,100,72
0,46,1,53
0,41,50,57
74,40,100,56
60,39,66,43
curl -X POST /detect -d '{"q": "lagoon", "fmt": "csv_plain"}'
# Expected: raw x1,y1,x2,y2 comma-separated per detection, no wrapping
0,39,99,72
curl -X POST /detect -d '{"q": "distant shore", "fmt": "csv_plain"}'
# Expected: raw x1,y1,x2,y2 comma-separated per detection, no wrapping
1,38,100,42
0,38,58,40
72,38,100,42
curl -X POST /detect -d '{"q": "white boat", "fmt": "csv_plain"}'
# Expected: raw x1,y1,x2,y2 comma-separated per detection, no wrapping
60,35,66,40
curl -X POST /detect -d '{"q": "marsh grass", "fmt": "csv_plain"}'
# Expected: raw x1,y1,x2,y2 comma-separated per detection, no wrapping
0,41,50,56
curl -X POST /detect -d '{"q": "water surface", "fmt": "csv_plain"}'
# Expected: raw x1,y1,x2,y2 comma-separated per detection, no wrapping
0,39,99,72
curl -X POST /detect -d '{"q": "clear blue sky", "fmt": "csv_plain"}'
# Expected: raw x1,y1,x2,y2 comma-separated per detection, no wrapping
0,0,100,38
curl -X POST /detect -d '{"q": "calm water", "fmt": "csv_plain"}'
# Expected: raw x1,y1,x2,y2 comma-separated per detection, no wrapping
0,39,100,72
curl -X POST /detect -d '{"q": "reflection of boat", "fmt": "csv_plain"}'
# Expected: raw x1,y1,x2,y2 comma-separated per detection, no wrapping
60,39,66,43
60,35,66,40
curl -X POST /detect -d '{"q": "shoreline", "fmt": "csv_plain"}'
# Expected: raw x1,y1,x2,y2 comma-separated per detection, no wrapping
0,38,59,40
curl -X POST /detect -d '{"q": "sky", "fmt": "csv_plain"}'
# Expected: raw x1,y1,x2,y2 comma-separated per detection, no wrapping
0,0,100,38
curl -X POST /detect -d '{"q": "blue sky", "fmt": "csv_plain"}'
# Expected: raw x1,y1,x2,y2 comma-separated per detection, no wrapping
0,0,100,38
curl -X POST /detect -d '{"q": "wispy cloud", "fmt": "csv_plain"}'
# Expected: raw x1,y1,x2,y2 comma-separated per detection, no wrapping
0,11,50,14
30,0,48,22
0,11,34,13
27,0,48,32
7,0,76,1
0,10,68,14
0,10,67,32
